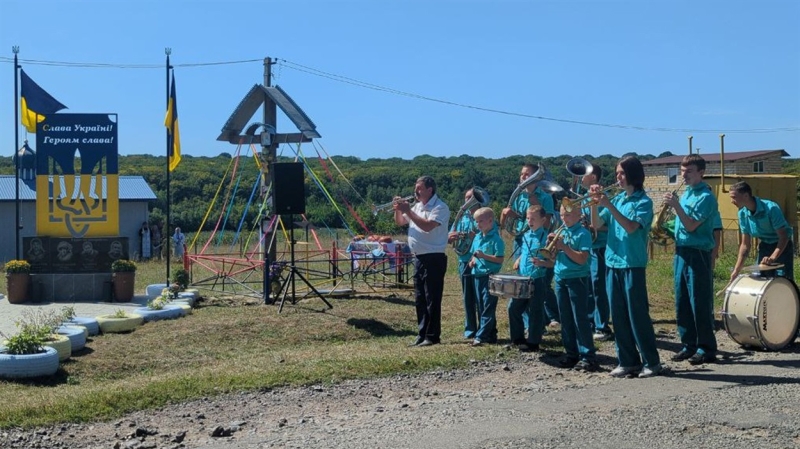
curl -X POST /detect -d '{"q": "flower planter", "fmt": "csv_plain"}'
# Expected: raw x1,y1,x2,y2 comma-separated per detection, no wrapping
112,272,136,302
170,303,192,315
43,334,72,362
5,273,31,304
134,305,184,322
96,313,143,333
0,346,60,379
64,317,100,336
56,326,88,352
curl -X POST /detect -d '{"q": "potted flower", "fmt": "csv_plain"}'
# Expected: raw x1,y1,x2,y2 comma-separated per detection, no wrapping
0,309,62,378
4,260,31,304
111,259,137,302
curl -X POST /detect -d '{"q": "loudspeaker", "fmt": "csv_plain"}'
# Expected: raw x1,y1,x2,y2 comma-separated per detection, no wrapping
272,162,305,214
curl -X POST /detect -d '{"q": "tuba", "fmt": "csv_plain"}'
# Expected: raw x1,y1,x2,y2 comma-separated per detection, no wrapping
650,180,685,246
450,186,491,255
501,164,550,236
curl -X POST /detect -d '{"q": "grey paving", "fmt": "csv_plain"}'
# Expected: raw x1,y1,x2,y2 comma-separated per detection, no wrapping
0,292,150,338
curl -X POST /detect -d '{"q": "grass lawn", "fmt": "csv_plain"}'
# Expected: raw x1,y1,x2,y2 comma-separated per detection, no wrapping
0,231,797,428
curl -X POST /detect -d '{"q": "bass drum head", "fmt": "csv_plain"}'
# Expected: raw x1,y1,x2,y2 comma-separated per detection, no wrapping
756,277,800,350
723,275,800,350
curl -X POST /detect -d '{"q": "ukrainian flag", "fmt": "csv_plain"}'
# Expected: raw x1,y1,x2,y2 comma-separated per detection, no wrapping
164,75,181,171
20,69,67,133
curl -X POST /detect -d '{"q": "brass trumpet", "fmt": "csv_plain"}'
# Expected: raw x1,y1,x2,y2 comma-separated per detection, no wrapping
650,180,685,246
561,185,621,213
538,223,568,260
371,195,415,215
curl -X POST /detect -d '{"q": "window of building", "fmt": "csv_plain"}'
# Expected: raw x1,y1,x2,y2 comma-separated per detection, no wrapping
753,161,764,173
667,167,679,184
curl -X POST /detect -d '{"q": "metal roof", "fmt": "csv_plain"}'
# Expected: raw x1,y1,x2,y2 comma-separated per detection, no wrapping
0,175,157,201
642,149,789,165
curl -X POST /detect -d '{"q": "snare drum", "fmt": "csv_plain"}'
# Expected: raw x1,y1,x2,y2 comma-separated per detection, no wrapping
488,274,533,299
721,274,800,350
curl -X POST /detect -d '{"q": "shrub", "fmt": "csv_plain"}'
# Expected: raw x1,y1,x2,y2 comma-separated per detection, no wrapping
0,308,66,355
172,269,190,290
4,260,31,274
111,259,137,273
112,309,129,318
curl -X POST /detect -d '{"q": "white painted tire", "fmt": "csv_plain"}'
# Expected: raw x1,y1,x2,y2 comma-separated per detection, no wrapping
146,283,169,299
0,346,60,379
96,314,144,333
170,303,192,315
64,317,100,336
183,288,200,299
43,334,72,362
134,305,184,322
56,326,87,352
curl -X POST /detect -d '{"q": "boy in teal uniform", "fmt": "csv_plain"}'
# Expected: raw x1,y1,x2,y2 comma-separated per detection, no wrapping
468,207,505,346
729,181,794,283
664,154,719,365
592,155,662,378
540,203,597,371
510,205,549,351
500,163,560,328
448,188,481,339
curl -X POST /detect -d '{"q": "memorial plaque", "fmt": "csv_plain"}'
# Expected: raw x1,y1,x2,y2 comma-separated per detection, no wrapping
24,237,129,273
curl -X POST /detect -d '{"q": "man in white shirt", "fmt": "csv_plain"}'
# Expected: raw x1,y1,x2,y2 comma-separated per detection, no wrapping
395,176,451,347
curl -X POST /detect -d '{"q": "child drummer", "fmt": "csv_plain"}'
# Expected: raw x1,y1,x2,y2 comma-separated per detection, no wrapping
468,207,505,346
539,202,598,371
511,205,549,352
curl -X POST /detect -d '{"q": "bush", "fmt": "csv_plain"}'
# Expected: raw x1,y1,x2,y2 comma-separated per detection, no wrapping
4,260,31,274
0,308,71,355
111,259,137,273
172,268,189,290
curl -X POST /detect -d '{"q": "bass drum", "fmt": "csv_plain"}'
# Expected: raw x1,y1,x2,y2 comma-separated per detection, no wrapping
722,275,800,350
488,274,533,299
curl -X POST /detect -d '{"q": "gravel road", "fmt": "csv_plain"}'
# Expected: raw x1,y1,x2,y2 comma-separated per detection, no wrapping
2,329,799,449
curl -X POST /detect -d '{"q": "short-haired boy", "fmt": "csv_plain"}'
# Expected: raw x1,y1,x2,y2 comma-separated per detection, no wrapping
468,207,505,346
511,205,549,351
541,203,597,371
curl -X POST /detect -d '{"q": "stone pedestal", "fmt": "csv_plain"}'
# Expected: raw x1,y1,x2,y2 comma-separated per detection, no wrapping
32,273,113,302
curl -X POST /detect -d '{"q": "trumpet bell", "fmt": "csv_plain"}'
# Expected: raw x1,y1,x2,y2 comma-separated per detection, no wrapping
566,157,593,178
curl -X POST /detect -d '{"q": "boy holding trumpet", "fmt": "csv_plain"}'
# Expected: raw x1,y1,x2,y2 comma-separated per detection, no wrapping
539,202,597,371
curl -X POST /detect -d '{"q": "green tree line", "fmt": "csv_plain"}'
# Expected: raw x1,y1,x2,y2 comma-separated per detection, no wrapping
1,152,798,237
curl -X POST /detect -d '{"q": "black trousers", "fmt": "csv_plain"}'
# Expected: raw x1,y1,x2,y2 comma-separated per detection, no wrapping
413,253,448,342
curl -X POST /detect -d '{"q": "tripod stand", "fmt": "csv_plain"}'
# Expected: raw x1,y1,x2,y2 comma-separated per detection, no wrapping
278,216,333,313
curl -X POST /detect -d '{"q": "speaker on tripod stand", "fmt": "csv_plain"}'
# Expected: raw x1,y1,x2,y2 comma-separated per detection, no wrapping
271,162,332,312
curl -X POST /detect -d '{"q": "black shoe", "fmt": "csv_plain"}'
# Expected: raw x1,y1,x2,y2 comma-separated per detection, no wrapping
670,349,695,361
417,339,437,347
558,356,579,368
688,352,716,365
574,360,599,372
409,336,425,347
518,343,540,352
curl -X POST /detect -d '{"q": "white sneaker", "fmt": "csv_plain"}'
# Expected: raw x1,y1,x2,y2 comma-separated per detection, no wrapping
609,366,638,378
593,332,613,341
638,365,662,378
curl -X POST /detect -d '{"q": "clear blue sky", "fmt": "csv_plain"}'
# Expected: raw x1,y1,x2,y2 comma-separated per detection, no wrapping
1,0,798,161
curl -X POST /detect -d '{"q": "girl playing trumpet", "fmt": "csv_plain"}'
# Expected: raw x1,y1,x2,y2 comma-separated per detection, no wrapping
590,155,662,378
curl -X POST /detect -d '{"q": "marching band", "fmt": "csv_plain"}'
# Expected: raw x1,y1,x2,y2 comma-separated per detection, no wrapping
394,154,798,378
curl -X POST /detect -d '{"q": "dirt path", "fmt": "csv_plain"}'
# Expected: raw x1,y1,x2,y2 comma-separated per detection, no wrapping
2,329,798,449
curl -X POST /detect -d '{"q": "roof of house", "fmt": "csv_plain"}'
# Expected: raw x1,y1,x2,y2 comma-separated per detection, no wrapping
642,149,789,166
0,175,157,201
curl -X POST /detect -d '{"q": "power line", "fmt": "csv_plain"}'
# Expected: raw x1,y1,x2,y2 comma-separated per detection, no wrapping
277,59,800,135
2,55,797,134
0,56,261,69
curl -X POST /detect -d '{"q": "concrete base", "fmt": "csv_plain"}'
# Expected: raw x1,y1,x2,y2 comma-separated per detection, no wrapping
32,273,113,302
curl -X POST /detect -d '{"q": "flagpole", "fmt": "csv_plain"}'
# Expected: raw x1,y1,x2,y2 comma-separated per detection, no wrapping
13,46,20,260
165,48,172,285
